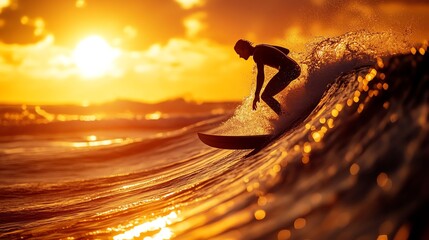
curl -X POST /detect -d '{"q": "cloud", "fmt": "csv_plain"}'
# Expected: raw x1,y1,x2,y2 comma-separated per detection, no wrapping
0,0,12,13
115,37,250,101
183,12,207,38
1,1,427,49
0,1,188,48
0,4,45,44
0,35,77,80
0,32,250,103
75,0,86,8
174,0,205,9
191,0,429,46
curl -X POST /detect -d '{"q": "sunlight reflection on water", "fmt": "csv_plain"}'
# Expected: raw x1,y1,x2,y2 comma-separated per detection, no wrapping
71,136,134,148
113,211,179,240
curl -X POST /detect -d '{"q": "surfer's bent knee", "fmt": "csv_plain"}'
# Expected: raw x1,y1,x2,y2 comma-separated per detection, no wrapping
261,90,276,103
286,66,301,81
291,65,301,80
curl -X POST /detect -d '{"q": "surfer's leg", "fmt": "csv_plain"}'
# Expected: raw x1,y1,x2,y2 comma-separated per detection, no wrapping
261,67,301,115
261,93,282,115
261,71,290,115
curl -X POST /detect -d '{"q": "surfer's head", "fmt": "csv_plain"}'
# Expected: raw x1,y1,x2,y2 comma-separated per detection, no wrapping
234,39,253,60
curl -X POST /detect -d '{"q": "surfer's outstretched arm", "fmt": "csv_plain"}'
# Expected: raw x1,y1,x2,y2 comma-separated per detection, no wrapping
253,63,265,110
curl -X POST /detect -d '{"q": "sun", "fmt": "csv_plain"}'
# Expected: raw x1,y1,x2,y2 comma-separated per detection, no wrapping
73,35,119,79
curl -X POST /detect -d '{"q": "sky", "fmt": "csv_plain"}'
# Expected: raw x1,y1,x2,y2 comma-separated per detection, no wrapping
0,0,428,104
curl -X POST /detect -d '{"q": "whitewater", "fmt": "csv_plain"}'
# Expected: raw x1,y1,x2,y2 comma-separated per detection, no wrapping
0,31,428,240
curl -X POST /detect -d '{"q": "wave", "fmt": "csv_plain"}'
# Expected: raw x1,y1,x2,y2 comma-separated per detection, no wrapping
1,31,427,240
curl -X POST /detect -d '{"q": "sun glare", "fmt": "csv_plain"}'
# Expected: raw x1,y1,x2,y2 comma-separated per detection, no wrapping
73,35,119,79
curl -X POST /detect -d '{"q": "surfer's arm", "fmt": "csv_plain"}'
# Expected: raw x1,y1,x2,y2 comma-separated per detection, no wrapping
253,63,264,110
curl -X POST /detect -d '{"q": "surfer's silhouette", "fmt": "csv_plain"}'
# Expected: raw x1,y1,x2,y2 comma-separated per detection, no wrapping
234,39,301,115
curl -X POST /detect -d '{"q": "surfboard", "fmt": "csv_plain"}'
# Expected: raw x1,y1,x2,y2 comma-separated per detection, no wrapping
198,132,273,149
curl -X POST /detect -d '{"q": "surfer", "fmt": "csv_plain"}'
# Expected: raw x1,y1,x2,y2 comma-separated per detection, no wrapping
234,39,301,115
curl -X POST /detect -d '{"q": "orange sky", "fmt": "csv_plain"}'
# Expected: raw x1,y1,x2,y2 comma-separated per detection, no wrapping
0,0,428,104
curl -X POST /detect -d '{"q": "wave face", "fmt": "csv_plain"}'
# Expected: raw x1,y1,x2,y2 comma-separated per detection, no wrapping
1,31,428,240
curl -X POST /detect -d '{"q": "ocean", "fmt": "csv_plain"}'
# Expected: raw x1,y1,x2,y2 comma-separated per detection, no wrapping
1,31,428,240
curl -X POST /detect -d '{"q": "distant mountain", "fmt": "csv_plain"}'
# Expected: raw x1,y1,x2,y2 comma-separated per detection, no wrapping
0,98,241,115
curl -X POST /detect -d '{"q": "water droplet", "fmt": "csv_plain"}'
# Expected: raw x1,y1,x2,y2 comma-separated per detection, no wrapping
294,218,306,229
303,142,312,153
258,196,268,206
376,234,388,240
349,163,360,175
254,209,266,220
277,230,291,240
